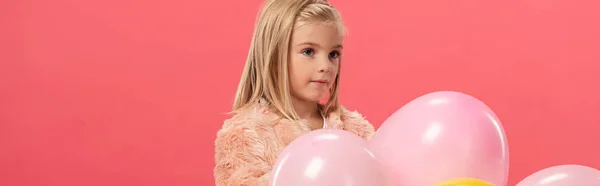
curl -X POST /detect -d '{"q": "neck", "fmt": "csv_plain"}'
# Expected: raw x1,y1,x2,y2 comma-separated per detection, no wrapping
291,97,320,120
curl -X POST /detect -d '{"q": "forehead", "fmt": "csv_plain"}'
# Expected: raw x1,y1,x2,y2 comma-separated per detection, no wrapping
291,22,343,46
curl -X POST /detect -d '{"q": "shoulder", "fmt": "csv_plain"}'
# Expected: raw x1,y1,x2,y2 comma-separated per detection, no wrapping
337,106,376,140
214,103,279,156
213,104,277,185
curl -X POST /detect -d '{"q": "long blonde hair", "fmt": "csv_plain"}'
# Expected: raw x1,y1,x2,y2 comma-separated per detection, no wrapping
233,0,345,120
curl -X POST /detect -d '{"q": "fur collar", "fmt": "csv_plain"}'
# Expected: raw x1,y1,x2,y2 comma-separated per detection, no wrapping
228,98,375,139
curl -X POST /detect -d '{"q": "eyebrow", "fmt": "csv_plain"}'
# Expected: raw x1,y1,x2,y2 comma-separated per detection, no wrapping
297,42,343,49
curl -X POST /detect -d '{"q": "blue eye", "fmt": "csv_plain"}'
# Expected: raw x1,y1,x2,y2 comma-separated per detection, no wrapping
301,48,314,56
329,51,340,59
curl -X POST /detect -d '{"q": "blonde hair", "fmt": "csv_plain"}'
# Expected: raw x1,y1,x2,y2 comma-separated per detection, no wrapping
233,0,345,120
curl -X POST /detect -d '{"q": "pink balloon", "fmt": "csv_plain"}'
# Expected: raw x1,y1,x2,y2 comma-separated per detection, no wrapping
369,91,509,186
516,164,600,186
270,129,390,186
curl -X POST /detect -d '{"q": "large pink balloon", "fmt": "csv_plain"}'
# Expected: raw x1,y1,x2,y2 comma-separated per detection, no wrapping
270,129,390,186
516,165,600,186
369,91,509,186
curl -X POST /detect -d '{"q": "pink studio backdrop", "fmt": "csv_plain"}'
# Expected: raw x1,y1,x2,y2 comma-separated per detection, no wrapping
1,0,599,185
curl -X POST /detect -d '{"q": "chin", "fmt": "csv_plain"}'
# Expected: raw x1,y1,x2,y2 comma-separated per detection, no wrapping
301,94,325,103
305,97,322,103
295,90,328,103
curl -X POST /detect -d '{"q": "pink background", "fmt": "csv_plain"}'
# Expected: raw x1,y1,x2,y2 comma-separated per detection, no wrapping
1,0,599,185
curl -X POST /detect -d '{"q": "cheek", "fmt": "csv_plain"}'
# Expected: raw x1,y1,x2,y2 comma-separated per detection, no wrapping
288,60,308,87
331,63,340,76
289,58,312,77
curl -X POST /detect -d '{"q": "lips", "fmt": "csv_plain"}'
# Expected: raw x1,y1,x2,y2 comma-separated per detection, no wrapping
311,80,329,86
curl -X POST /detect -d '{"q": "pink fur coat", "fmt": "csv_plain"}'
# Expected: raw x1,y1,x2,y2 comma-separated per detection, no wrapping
213,100,376,186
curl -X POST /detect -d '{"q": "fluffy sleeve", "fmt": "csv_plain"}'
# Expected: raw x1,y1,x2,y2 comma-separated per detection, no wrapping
339,108,376,140
214,121,271,186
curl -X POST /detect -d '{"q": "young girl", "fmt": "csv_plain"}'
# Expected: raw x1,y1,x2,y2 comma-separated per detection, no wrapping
213,0,375,185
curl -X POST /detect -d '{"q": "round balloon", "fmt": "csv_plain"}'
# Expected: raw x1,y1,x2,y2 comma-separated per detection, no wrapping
516,164,600,186
369,91,509,186
269,129,390,186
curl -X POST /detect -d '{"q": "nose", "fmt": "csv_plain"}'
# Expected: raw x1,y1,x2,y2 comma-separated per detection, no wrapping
317,57,332,73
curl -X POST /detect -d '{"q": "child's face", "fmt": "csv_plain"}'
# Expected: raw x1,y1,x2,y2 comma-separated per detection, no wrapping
288,21,342,103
